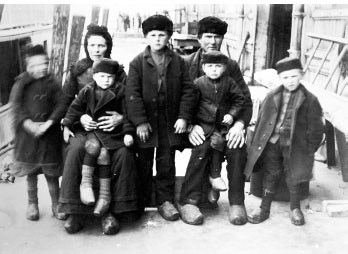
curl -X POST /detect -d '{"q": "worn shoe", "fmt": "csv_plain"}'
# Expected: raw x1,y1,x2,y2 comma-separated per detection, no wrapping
26,203,39,221
80,184,95,205
64,215,84,234
93,198,110,217
178,203,203,225
248,207,270,224
102,212,120,235
207,188,220,204
158,201,180,221
290,208,305,226
52,203,68,220
209,176,227,191
229,204,247,225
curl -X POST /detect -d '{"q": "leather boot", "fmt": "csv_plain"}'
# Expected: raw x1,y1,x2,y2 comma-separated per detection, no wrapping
248,207,270,224
207,188,220,204
178,203,203,225
102,212,120,235
229,204,247,225
290,208,305,226
64,214,84,234
158,201,180,221
52,203,68,220
26,203,39,221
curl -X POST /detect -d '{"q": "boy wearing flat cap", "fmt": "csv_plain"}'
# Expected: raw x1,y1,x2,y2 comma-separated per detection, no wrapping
63,58,135,217
179,51,246,225
181,16,252,226
126,15,195,221
244,57,325,226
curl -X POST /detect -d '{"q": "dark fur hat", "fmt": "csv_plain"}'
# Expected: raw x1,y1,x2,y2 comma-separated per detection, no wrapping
276,57,303,74
142,15,173,36
92,58,119,75
202,51,229,64
198,16,228,36
25,44,48,58
84,23,113,60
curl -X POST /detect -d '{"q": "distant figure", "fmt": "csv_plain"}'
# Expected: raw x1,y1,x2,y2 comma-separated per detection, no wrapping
9,45,66,221
245,57,325,226
123,14,130,32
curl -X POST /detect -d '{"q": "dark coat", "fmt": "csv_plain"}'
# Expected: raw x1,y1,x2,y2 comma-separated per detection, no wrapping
126,46,196,148
184,48,253,127
244,84,325,184
10,72,65,176
63,81,133,150
194,75,246,137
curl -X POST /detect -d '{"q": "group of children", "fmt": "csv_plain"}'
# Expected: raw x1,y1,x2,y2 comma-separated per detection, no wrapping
10,14,324,229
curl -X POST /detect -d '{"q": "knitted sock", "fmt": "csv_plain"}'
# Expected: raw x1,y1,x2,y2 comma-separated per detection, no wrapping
290,191,301,210
27,175,38,204
260,189,274,212
98,178,111,202
45,175,60,204
81,165,95,188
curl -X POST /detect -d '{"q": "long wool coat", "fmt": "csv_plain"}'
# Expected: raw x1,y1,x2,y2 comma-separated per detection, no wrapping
63,81,133,150
10,72,65,176
244,84,325,184
194,75,246,137
184,48,253,127
125,46,196,149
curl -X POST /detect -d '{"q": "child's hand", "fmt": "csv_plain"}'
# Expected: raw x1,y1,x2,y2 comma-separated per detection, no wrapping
222,114,233,125
63,126,75,143
22,119,40,137
80,114,97,131
136,122,152,143
174,118,187,134
124,134,134,147
35,120,53,137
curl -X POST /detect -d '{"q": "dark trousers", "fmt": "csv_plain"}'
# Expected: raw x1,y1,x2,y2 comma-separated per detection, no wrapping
261,141,301,210
59,133,140,214
137,134,176,206
180,140,247,206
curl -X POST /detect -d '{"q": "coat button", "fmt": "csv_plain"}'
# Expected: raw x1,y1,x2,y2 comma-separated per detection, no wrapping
152,98,156,102
258,146,262,150
269,121,273,125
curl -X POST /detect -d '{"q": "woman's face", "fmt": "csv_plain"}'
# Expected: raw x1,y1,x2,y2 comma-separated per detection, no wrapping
87,35,107,61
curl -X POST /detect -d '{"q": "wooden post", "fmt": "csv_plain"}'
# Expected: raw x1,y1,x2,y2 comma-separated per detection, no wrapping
0,4,4,23
50,4,70,86
91,5,100,24
67,15,86,71
102,8,109,27
288,4,305,58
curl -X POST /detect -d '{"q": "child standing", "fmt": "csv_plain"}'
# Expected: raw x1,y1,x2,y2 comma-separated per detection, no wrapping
62,58,134,217
126,14,195,221
244,57,325,226
193,51,246,202
9,45,66,221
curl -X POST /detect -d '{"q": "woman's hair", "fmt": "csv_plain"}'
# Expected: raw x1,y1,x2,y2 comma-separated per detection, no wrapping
84,23,113,60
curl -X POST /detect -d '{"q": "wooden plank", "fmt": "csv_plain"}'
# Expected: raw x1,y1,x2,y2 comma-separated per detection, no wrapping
101,8,109,27
324,45,348,89
91,5,100,24
303,39,321,72
67,15,85,71
311,41,334,83
0,4,4,23
308,33,348,46
49,4,70,86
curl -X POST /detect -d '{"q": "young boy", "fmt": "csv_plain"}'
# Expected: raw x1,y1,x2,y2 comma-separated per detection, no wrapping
9,45,66,221
193,51,246,201
62,58,134,217
244,57,325,226
125,14,195,221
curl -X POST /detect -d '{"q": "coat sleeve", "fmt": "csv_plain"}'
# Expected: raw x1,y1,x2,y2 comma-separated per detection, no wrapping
307,96,325,152
227,79,247,118
10,78,31,128
228,59,253,127
125,57,149,126
62,88,88,129
48,79,66,123
117,84,135,134
177,57,196,122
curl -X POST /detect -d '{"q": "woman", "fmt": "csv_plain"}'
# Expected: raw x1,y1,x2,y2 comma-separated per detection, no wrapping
58,24,140,235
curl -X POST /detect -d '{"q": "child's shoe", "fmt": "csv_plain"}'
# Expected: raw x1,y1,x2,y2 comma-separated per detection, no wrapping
209,176,227,191
290,208,305,226
26,203,39,221
80,165,95,205
51,203,68,220
93,178,111,217
94,198,111,217
207,188,220,204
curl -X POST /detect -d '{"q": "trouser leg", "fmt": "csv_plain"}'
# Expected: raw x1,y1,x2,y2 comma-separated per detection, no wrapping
27,174,38,204
210,149,224,179
136,148,154,207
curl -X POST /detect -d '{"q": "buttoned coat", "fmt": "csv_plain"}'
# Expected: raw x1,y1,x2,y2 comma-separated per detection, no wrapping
63,81,133,150
194,75,246,137
126,46,195,148
184,48,253,127
244,84,325,184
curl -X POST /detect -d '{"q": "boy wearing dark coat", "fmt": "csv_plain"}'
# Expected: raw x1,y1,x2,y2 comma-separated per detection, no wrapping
244,57,325,226
179,51,246,225
62,59,135,218
9,45,66,221
125,15,195,221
